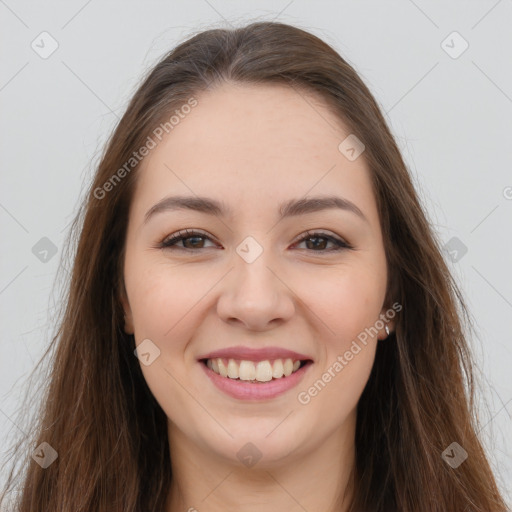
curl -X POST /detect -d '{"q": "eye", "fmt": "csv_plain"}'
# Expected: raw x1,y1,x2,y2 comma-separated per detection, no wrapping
292,230,352,252
158,229,352,253
159,229,218,250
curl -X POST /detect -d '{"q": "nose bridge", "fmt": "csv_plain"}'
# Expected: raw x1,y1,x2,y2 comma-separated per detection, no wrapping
233,236,280,304
216,235,295,329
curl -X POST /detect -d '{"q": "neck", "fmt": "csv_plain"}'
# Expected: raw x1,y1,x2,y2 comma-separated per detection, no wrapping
165,415,356,512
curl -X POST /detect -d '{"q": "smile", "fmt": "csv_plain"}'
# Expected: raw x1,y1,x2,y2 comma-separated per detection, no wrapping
198,346,313,400
204,357,304,382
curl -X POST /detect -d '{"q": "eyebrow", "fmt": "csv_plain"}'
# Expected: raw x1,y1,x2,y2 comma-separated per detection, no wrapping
144,194,368,224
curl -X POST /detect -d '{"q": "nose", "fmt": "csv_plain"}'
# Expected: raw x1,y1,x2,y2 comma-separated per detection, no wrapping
216,250,295,331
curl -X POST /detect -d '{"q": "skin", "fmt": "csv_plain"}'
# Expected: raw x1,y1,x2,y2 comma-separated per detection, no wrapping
121,82,394,512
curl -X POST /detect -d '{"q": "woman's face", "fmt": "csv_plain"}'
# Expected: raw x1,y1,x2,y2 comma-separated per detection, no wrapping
121,82,392,467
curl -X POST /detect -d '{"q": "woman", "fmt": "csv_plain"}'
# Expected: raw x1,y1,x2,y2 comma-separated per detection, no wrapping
0,21,508,512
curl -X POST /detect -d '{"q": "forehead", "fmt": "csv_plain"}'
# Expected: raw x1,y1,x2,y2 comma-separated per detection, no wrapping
131,82,379,227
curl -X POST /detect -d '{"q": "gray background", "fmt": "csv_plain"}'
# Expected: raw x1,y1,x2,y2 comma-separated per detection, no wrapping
1,0,511,504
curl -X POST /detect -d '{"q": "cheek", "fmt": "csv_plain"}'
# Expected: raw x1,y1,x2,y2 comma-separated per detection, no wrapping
125,262,204,418
126,259,202,341
291,263,385,347
292,263,383,410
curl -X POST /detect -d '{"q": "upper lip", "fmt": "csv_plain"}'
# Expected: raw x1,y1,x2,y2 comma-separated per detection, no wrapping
199,346,313,362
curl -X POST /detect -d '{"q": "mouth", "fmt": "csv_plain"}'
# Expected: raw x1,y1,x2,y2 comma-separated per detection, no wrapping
200,357,311,383
198,347,314,400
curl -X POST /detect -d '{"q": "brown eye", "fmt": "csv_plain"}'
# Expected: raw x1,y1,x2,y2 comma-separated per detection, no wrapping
160,230,217,250
293,231,351,252
179,235,206,249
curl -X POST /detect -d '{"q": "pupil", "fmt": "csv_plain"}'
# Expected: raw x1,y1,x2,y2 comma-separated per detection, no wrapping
185,236,203,248
307,237,326,250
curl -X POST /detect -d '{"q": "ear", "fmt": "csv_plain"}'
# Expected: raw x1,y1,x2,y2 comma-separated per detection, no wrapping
119,286,134,335
378,304,395,341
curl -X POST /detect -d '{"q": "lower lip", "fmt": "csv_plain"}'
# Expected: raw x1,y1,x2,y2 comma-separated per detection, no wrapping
200,361,312,400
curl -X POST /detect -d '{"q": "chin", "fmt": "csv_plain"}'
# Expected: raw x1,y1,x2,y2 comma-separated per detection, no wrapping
202,419,310,469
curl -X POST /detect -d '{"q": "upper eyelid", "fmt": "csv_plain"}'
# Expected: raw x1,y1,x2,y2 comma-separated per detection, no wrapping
298,229,345,241
163,229,216,243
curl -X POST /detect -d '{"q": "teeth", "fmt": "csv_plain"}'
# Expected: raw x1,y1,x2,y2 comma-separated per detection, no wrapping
272,359,284,378
283,359,293,376
255,361,273,382
239,360,256,381
227,359,239,379
218,358,228,377
206,357,304,382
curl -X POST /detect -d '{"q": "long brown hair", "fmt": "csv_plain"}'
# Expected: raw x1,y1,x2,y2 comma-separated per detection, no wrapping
1,21,508,511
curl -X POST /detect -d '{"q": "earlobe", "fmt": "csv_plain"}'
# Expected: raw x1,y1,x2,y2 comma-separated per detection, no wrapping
378,322,393,341
379,305,395,340
120,291,134,335
123,313,134,335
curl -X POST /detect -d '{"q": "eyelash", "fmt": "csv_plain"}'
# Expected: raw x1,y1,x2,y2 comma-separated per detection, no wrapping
158,229,352,253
